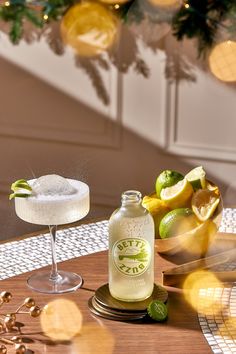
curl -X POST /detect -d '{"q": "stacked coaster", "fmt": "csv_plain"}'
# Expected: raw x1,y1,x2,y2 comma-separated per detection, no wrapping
88,283,168,321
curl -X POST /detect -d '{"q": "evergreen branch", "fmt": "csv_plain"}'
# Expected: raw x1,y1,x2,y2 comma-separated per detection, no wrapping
10,14,23,43
24,8,43,27
0,0,236,54
172,0,236,55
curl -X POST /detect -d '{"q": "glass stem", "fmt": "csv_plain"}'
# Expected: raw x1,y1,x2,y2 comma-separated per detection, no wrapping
49,225,59,282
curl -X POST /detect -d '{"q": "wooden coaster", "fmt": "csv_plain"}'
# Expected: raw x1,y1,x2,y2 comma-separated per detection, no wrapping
88,297,146,321
94,283,168,312
92,296,147,316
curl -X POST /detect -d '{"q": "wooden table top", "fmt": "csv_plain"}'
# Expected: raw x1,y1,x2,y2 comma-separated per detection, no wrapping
0,233,213,354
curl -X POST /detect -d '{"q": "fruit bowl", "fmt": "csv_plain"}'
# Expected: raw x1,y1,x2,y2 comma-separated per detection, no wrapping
143,166,223,258
155,191,223,257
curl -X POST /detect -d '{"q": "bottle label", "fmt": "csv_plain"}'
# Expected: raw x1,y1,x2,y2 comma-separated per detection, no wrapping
112,238,151,277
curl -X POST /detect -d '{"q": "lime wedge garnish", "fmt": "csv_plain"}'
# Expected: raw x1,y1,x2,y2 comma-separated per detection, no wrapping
9,193,31,200
11,182,32,192
147,300,168,322
9,179,32,200
185,166,206,190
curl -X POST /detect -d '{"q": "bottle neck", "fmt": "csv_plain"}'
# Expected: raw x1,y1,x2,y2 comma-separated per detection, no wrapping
121,190,142,207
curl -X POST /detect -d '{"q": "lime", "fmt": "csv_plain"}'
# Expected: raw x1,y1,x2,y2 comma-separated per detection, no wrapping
147,300,168,322
155,170,184,198
160,178,193,209
11,179,32,192
192,189,220,222
9,179,32,200
185,166,206,190
142,193,170,237
159,208,199,239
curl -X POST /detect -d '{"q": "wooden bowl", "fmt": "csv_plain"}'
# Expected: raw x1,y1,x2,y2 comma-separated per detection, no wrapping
155,193,223,257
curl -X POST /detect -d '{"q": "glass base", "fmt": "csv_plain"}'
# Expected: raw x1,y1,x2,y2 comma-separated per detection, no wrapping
27,270,83,294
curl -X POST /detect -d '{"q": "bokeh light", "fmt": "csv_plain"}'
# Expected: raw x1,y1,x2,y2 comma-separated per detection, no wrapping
61,2,119,57
72,323,115,354
209,41,236,82
40,299,83,341
183,270,223,314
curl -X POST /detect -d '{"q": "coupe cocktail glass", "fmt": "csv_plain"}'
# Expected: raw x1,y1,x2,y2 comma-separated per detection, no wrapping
14,175,89,294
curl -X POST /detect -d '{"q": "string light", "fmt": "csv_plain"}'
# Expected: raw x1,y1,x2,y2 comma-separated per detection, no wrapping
185,3,190,9
114,4,120,9
43,14,48,20
4,1,10,6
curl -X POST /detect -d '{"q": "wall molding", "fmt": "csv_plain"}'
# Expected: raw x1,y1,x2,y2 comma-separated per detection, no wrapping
0,43,122,149
166,80,236,162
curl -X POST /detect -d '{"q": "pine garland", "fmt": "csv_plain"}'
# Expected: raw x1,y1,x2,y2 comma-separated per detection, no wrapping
0,0,236,52
172,0,236,53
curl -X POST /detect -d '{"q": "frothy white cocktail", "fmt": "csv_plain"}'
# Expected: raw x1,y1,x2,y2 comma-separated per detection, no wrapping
15,175,89,225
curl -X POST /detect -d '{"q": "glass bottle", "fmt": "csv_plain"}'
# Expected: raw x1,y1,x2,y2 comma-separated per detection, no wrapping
108,190,155,302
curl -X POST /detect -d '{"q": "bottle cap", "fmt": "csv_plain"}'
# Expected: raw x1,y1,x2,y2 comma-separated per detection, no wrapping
147,300,168,321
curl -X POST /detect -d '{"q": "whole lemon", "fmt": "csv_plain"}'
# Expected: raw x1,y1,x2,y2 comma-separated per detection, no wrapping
142,193,170,238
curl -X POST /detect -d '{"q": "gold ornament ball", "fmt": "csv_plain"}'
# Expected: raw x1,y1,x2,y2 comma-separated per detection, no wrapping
24,297,35,308
0,345,7,354
61,2,118,57
29,305,41,317
15,344,26,354
209,40,236,82
0,291,12,303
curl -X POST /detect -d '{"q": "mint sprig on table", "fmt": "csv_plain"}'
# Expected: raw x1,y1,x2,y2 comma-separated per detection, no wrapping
9,179,32,200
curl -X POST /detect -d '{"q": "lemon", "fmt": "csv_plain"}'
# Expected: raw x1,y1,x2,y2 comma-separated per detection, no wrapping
206,181,220,195
191,189,220,222
160,178,193,209
185,166,206,190
142,193,170,237
155,170,184,198
159,208,199,239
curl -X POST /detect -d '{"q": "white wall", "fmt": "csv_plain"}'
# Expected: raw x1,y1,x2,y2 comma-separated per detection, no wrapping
0,26,235,240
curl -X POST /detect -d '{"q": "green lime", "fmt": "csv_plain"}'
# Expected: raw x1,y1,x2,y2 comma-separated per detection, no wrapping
142,193,170,237
147,300,168,322
9,179,32,200
185,166,206,190
159,208,199,239
155,170,184,198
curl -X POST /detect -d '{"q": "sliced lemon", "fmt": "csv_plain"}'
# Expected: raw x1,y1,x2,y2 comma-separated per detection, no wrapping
155,170,184,198
192,189,220,222
160,178,193,209
206,181,220,195
185,166,206,190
